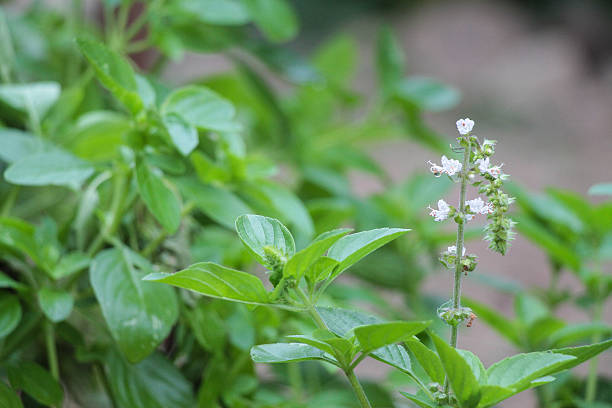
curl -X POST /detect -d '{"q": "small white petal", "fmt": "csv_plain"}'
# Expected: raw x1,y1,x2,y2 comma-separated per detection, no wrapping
456,118,475,135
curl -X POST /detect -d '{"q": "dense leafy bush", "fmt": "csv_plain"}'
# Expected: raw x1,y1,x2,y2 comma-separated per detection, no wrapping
0,2,610,407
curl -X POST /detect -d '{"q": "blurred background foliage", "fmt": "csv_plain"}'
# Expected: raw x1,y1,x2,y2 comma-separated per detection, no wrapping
0,0,611,407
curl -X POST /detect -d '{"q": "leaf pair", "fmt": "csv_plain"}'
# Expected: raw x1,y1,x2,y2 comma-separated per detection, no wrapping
252,307,429,371
402,333,612,408
145,214,409,305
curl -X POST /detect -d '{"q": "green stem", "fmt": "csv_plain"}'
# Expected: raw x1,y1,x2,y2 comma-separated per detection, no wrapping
1,186,20,216
294,288,371,408
44,320,59,380
585,299,604,402
445,137,471,395
345,369,372,408
87,170,130,257
125,6,151,41
288,362,304,402
0,9,15,83
450,138,471,348
141,202,194,257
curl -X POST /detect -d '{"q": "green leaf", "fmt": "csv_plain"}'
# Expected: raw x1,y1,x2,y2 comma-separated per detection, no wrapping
376,26,405,96
327,228,409,277
4,150,94,188
515,293,549,327
306,256,339,283
242,0,299,42
457,349,486,384
246,181,314,246
405,338,445,384
549,323,612,348
161,86,238,132
162,113,198,156
486,352,575,390
72,110,130,162
285,333,335,355
0,271,26,290
7,362,63,406
589,183,612,196
49,252,90,280
463,298,520,346
313,34,357,86
431,332,481,408
0,218,40,266
353,321,430,353
90,248,178,362
0,380,23,408
105,350,195,408
38,288,74,323
284,228,350,281
550,339,612,371
0,129,48,163
0,294,21,338
143,262,270,305
477,385,515,408
0,82,60,118
513,213,580,270
77,37,142,114
235,214,295,265
316,307,414,374
136,158,181,234
399,392,435,408
177,178,251,229
251,343,336,365
176,0,250,25
394,77,460,112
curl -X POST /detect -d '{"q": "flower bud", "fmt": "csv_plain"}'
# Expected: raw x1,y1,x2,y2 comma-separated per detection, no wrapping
263,246,288,286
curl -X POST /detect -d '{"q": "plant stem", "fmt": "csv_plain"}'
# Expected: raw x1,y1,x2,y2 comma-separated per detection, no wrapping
1,186,20,216
141,202,194,257
345,369,372,408
450,138,471,348
288,362,304,402
585,299,604,402
294,288,372,408
44,320,59,380
445,138,471,396
87,170,130,257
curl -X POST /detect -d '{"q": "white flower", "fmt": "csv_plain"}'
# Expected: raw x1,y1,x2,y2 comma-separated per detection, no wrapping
428,155,462,177
456,118,474,135
475,157,503,179
476,157,490,174
465,197,494,219
441,155,462,176
447,245,466,256
428,199,451,222
465,197,493,221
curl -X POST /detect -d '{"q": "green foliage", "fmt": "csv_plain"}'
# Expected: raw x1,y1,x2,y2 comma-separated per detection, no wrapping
91,248,178,362
0,2,609,407
7,362,63,406
144,262,271,305
37,287,74,323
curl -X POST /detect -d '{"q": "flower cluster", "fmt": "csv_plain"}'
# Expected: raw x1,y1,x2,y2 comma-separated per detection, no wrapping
426,117,515,329
439,246,478,274
470,137,515,255
437,300,474,327
263,245,288,286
